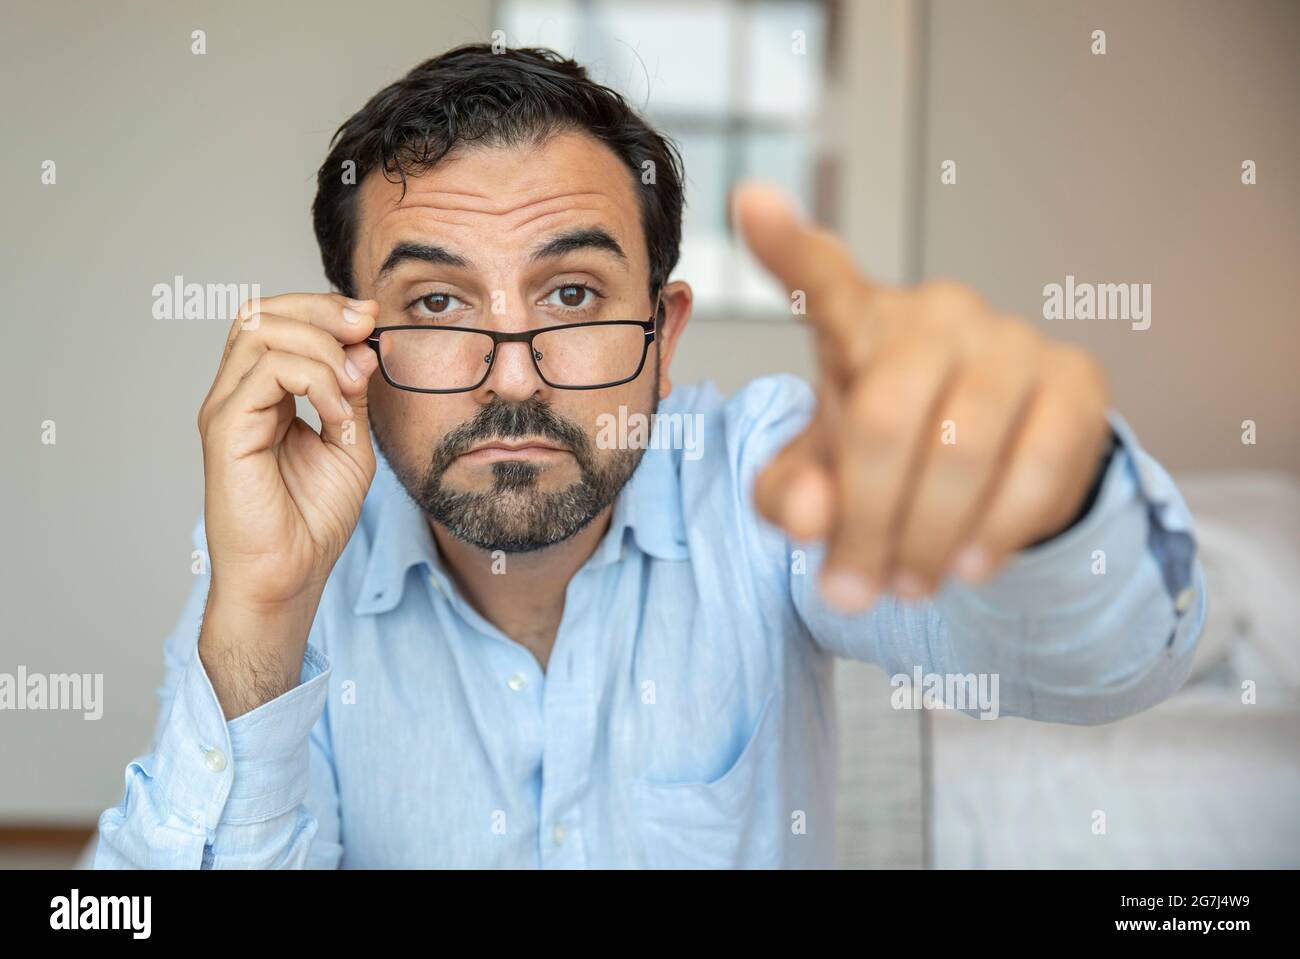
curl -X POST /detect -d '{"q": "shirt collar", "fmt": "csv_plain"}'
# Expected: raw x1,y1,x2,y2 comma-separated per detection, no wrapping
352,454,442,616
352,441,690,617
585,444,690,569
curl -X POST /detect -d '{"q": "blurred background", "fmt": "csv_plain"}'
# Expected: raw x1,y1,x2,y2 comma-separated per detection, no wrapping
2,0,1296,868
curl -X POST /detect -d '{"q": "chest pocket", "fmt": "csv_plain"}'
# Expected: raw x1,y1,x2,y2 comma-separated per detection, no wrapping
629,690,782,868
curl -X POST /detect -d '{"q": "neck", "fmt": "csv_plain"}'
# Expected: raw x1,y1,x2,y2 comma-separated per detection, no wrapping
429,507,613,672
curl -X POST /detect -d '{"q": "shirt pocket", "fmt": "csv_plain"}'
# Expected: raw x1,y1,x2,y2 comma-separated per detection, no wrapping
629,690,781,868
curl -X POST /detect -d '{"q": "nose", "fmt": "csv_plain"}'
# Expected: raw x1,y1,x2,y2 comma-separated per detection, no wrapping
473,307,550,405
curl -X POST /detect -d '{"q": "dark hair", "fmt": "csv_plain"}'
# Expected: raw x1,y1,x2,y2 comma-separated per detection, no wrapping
312,44,685,302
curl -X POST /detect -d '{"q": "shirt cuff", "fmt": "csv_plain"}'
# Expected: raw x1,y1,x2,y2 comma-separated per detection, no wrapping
948,410,1200,624
147,643,331,833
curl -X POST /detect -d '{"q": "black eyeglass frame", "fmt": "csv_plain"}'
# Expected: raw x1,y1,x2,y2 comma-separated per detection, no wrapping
366,293,663,394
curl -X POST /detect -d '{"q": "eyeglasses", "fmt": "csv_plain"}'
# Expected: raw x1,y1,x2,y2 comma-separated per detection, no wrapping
367,296,661,394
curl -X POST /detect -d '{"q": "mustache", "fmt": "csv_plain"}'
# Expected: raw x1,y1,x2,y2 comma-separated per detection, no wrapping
428,398,593,476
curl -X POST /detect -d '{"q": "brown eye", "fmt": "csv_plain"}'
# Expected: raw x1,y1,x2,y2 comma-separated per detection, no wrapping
557,285,587,308
420,293,453,313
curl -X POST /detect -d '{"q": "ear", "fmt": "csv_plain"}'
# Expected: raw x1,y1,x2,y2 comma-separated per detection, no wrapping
654,280,693,400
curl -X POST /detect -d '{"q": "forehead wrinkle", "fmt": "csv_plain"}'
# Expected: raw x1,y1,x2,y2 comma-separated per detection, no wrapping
390,187,624,222
360,166,643,289
511,204,618,234
373,199,629,256
372,182,622,225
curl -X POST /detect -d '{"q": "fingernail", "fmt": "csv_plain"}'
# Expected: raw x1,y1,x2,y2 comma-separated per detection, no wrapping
342,307,364,324
951,544,990,581
345,358,361,381
821,569,873,613
340,397,354,419
345,297,372,309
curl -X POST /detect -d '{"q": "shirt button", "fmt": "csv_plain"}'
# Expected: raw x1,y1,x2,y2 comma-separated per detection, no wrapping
1174,587,1195,614
204,748,227,773
552,824,566,846
507,672,528,692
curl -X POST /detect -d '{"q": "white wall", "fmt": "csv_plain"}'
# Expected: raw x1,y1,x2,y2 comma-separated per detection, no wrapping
919,0,1299,474
1,0,494,822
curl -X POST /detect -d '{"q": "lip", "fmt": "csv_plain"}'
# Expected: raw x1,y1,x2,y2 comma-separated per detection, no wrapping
458,441,570,463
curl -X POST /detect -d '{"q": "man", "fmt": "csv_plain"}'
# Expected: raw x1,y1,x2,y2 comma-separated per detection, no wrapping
95,45,1204,868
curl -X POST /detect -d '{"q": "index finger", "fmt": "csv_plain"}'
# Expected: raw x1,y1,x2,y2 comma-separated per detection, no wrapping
220,292,378,372
235,292,378,342
730,180,873,350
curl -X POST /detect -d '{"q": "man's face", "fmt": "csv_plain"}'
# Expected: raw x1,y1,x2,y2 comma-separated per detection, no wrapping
351,130,686,553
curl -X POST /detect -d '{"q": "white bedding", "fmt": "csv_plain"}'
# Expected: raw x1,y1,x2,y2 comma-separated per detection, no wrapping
931,471,1300,869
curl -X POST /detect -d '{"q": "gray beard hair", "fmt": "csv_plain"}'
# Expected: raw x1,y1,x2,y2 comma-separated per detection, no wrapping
374,392,654,554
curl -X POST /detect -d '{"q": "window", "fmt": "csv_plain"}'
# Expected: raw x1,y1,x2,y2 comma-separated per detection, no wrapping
496,0,830,320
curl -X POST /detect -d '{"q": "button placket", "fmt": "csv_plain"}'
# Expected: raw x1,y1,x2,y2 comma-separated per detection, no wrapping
537,585,603,868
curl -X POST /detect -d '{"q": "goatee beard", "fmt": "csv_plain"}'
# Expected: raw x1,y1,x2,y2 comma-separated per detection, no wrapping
379,396,649,553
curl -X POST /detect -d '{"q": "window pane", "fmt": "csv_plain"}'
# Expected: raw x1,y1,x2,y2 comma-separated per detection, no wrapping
502,0,733,116
741,0,826,119
675,130,729,237
496,0,829,320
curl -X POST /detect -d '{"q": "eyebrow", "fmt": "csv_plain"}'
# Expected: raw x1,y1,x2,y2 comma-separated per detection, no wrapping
529,227,627,264
375,242,472,286
373,227,627,289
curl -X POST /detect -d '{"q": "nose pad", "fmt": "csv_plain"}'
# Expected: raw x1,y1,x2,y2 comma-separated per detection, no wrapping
479,339,547,397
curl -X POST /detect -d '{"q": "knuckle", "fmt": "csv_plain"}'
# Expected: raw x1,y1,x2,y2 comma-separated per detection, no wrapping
1055,343,1107,393
1030,408,1085,463
992,313,1043,358
237,310,267,333
847,362,934,438
200,398,232,437
821,279,864,321
936,429,994,477
938,392,1005,458
1016,450,1070,513
241,349,271,380
846,381,902,438
920,279,982,316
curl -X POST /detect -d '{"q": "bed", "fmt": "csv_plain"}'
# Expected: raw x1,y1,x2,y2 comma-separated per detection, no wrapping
928,471,1300,868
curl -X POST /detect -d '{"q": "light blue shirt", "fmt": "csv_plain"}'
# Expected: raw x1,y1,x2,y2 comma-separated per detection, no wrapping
95,374,1205,868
